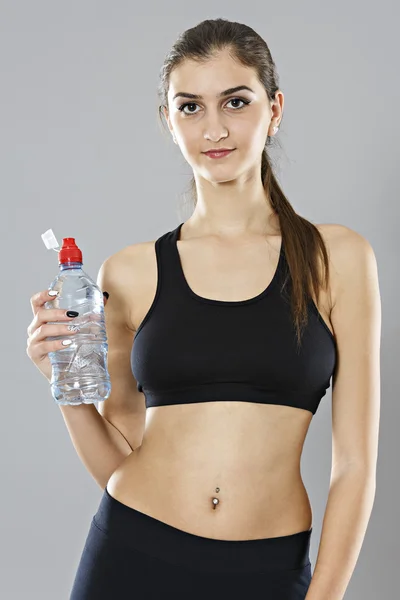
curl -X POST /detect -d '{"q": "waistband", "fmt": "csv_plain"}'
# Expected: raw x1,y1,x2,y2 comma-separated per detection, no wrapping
93,487,312,574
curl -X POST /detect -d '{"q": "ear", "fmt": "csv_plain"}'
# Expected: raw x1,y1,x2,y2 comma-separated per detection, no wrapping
162,104,174,138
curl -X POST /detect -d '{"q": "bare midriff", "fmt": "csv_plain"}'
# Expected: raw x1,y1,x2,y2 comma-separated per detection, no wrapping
106,400,314,541
106,223,336,541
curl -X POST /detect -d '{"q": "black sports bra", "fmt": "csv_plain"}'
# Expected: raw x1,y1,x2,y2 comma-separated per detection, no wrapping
131,222,337,415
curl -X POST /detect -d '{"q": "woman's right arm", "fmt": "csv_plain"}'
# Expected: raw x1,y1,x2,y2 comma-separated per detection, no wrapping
27,251,145,490
57,403,133,490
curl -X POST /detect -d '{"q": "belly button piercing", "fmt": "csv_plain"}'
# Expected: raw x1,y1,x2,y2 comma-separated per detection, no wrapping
211,486,220,509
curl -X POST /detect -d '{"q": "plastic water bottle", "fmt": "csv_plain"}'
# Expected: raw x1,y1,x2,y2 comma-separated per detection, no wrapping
42,231,111,405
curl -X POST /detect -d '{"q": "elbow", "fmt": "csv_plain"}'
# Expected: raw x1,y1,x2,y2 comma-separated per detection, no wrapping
331,461,377,489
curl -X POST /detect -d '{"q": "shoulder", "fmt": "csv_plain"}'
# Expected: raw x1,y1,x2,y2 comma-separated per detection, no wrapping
314,223,377,307
97,240,157,327
316,222,374,254
108,239,157,270
99,240,156,285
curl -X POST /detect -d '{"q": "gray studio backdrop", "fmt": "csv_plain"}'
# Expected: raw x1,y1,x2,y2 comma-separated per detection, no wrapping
2,2,398,599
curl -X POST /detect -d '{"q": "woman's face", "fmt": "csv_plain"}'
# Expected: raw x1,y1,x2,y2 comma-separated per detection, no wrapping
164,49,283,184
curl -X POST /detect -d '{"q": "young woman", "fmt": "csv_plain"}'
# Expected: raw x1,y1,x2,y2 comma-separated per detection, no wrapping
27,18,381,600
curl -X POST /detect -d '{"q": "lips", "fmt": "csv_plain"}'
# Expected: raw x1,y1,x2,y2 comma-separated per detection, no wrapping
204,149,235,158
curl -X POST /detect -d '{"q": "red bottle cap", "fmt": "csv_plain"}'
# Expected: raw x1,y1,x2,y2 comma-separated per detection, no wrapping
58,238,83,264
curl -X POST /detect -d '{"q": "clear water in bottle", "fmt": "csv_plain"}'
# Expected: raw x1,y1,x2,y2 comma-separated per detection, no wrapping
44,237,111,405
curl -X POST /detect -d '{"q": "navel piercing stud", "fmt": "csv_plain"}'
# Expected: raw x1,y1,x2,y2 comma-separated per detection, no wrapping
212,497,219,509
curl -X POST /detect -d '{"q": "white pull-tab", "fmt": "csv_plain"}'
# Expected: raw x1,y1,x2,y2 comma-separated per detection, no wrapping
41,229,60,252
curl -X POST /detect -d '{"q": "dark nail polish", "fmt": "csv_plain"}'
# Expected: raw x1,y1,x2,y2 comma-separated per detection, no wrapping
103,291,109,299
66,311,79,318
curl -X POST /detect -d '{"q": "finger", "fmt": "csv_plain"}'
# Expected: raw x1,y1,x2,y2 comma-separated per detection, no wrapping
27,306,78,338
30,289,59,317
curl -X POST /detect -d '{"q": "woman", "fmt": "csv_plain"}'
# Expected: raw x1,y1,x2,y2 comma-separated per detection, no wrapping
27,18,381,600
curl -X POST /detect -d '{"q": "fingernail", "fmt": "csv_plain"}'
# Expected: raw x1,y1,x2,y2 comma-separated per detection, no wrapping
48,290,59,297
62,339,73,346
103,291,109,299
66,310,79,318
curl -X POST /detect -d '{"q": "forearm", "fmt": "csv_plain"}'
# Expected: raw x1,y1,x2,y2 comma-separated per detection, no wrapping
59,403,133,489
306,467,376,600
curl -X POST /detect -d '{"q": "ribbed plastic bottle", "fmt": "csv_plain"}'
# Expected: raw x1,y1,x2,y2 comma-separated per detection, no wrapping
44,237,111,405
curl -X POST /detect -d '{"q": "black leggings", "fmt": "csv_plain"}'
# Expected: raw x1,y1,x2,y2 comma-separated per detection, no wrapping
70,487,313,599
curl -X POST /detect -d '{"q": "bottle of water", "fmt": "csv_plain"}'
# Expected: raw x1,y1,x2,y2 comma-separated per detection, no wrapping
44,236,111,405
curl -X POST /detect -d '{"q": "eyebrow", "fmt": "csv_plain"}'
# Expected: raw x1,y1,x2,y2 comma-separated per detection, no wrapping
172,85,255,102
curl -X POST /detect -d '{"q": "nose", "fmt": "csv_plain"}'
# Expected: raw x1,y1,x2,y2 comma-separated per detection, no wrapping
203,110,229,143
204,130,229,144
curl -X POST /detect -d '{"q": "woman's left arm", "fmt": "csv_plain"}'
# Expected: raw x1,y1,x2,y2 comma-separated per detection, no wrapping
305,226,381,600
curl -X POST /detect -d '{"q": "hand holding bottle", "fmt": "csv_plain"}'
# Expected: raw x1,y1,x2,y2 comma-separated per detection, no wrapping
26,289,79,382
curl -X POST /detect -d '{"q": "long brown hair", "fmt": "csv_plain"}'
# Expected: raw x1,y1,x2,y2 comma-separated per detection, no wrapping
157,18,331,350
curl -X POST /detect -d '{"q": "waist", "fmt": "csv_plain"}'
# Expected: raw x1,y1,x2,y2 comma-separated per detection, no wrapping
107,443,313,540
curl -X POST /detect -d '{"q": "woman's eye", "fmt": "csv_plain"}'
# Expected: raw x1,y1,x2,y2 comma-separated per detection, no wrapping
178,97,250,116
178,102,200,115
227,98,248,110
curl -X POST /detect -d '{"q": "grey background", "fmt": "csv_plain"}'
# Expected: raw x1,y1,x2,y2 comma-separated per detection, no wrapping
2,1,398,598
